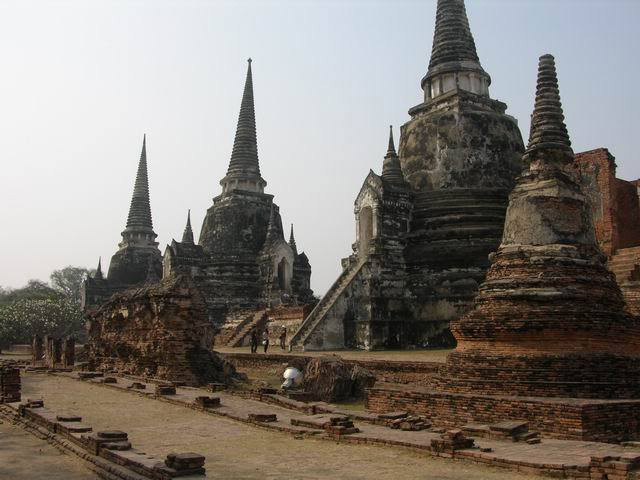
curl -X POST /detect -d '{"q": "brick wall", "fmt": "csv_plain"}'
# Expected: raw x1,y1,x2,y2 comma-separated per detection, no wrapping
575,148,640,255
575,148,618,255
615,178,640,249
221,353,440,386
366,383,640,443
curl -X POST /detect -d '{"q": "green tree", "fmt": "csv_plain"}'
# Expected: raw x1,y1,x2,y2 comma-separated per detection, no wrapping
0,279,60,306
50,266,94,305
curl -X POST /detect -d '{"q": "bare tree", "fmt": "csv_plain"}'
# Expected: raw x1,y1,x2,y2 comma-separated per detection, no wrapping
50,266,94,305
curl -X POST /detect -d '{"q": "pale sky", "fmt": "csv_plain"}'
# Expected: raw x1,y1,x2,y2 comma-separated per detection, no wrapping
1,0,639,294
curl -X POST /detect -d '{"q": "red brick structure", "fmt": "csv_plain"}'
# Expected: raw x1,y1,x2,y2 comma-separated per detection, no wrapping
574,148,640,256
87,275,238,386
574,149,640,314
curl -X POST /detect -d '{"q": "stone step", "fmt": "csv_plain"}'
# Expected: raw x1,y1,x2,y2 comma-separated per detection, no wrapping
292,259,366,347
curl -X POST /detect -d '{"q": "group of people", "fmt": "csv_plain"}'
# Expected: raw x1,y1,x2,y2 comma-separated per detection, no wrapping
249,326,287,353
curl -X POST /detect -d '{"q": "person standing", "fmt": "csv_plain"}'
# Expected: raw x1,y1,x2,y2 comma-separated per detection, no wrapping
279,327,287,350
250,329,258,354
262,328,270,353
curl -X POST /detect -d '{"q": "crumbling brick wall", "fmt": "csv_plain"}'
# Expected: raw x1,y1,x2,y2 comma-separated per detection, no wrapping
615,178,640,249
87,275,237,386
575,148,640,255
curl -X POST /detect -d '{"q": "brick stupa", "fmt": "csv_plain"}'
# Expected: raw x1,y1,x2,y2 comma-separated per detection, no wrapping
440,54,640,400
366,56,640,442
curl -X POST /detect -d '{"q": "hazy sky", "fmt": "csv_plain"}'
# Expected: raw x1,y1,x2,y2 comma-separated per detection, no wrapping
1,0,639,294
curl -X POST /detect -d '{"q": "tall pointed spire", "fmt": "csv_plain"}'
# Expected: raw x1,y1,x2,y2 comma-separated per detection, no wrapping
429,0,480,70
289,224,297,254
95,257,103,280
422,0,490,99
181,210,194,244
126,135,154,231
221,59,266,193
524,54,573,163
381,126,405,186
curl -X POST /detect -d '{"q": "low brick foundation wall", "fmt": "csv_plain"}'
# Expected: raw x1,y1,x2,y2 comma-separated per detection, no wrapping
366,383,640,443
221,353,440,386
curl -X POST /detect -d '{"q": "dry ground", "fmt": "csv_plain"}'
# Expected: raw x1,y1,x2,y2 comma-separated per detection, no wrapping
13,373,546,480
215,346,451,363
0,416,97,479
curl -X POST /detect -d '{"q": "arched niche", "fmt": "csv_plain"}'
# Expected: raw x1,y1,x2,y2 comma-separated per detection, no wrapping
359,206,374,256
277,257,290,291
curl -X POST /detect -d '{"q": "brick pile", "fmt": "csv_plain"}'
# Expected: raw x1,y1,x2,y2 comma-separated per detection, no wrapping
157,453,206,478
247,413,277,422
87,275,240,387
155,384,176,396
589,454,640,480
0,362,20,403
379,411,431,431
291,413,360,435
430,429,474,453
194,396,221,409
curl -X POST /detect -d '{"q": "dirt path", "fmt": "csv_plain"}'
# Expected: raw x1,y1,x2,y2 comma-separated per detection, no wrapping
0,416,97,479
20,373,545,480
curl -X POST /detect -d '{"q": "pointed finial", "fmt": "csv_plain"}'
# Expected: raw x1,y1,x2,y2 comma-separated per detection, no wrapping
524,54,573,162
423,0,490,93
248,57,252,64
382,125,406,186
125,134,154,231
386,125,396,157
181,209,194,244
95,257,103,280
289,223,298,254
223,58,264,187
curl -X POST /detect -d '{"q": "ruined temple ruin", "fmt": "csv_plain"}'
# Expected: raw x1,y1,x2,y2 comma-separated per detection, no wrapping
87,275,238,386
83,60,314,338
367,54,640,442
290,0,524,351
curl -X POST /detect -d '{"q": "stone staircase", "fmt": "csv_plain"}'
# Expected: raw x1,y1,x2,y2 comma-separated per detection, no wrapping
289,258,367,351
226,310,268,347
607,246,640,283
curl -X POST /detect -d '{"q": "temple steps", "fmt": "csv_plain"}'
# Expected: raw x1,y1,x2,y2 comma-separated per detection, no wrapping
226,310,268,347
289,258,367,350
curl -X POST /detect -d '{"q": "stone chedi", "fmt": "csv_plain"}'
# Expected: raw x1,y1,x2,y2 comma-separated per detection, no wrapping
82,137,163,309
439,54,640,399
290,0,523,351
367,55,640,443
399,0,523,341
163,59,314,324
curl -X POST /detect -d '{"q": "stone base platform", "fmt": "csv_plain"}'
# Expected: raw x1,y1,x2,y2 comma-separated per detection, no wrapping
366,383,640,443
